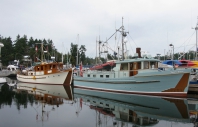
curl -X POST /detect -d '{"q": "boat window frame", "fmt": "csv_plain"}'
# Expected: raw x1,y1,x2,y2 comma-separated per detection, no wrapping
150,61,158,69
137,62,141,69
120,63,128,71
144,61,149,69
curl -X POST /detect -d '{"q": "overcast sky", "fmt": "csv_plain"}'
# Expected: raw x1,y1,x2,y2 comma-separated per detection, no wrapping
1,0,198,59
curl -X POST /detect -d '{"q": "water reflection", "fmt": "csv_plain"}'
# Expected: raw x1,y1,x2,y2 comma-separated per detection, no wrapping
74,89,194,126
0,78,198,127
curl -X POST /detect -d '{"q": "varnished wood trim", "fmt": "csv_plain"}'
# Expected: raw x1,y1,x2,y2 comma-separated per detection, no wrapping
63,69,73,100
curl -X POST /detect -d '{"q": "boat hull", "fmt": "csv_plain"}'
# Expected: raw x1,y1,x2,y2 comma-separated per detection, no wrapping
74,72,190,98
17,70,73,85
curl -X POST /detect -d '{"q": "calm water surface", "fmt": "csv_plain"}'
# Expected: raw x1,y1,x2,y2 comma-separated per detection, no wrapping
0,77,197,127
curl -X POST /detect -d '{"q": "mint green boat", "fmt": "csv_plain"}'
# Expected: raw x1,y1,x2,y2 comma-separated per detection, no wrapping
74,57,191,98
74,19,191,98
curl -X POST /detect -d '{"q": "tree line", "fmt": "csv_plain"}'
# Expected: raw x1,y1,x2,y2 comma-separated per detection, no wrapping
0,34,97,67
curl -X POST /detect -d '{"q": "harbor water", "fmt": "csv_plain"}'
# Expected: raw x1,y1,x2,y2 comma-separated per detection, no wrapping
0,77,198,127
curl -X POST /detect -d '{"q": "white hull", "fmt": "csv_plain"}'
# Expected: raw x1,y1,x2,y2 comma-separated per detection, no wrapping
17,70,73,85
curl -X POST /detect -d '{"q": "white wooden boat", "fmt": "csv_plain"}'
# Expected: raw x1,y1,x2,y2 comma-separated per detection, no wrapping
17,62,73,85
17,43,73,86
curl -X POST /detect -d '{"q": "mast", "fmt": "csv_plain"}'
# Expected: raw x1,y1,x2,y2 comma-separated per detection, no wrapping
36,42,50,62
76,34,79,66
67,52,69,66
62,52,63,63
99,36,101,59
41,42,43,62
120,17,128,60
62,42,64,63
96,37,97,64
121,17,124,60
195,17,198,60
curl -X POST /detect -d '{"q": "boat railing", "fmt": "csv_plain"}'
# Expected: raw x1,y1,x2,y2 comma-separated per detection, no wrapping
85,70,115,74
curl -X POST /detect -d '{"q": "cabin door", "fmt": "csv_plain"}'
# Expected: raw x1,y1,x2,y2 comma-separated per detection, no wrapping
129,63,133,76
133,62,138,76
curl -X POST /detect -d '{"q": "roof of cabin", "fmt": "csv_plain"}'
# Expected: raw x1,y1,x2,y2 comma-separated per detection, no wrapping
115,58,160,64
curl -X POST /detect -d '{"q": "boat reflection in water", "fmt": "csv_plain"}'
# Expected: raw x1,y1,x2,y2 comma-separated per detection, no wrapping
11,82,198,126
17,82,73,101
5,77,17,86
16,82,74,122
0,77,17,92
74,88,196,126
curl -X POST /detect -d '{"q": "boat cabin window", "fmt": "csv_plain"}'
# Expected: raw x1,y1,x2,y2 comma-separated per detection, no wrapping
41,66,43,71
150,61,158,69
93,75,96,77
120,63,128,70
106,75,109,78
87,74,90,77
144,61,149,69
100,75,103,78
138,62,141,69
53,65,56,68
35,66,39,71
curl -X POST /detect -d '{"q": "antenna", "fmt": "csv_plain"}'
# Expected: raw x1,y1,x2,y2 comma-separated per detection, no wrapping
76,34,79,66
192,16,198,60
96,37,97,64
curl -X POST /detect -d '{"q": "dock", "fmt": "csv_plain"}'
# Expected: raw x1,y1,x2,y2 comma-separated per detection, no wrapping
188,84,198,98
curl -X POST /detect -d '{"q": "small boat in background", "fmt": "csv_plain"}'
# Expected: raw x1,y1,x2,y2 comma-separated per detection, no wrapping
0,42,20,77
162,60,182,67
0,60,20,77
179,60,196,67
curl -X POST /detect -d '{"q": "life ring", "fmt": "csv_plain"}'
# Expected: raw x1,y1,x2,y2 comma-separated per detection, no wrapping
33,76,36,80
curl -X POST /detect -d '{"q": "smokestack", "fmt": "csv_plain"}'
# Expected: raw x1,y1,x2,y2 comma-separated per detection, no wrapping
136,47,141,58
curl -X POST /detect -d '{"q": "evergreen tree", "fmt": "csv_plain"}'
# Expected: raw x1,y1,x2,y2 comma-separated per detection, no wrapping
0,34,94,67
1,36,14,66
